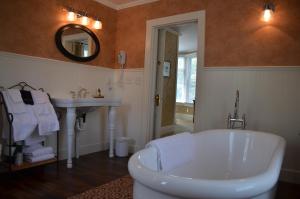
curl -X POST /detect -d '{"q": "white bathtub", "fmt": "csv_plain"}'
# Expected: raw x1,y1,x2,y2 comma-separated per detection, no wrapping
128,129,286,199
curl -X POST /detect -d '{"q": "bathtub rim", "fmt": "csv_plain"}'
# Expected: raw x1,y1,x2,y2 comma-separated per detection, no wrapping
128,129,286,199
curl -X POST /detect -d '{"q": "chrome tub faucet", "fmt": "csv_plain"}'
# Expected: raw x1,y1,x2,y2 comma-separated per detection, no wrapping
227,90,246,129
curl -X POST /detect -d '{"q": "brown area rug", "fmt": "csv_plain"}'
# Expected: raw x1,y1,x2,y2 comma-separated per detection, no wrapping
69,175,133,199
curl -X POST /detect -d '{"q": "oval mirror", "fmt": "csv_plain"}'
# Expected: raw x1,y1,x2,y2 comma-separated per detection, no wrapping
55,24,100,62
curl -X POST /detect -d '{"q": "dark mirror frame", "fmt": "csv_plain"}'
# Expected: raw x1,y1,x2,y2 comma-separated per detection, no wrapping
55,24,100,62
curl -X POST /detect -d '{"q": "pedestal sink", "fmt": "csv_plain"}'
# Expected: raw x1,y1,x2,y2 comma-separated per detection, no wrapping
53,97,121,168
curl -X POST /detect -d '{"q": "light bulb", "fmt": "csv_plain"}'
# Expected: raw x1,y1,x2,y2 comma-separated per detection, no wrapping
67,11,76,21
263,9,273,22
81,16,89,25
94,20,102,29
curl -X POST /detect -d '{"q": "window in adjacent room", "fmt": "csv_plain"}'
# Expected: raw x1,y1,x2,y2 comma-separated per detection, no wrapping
176,53,197,104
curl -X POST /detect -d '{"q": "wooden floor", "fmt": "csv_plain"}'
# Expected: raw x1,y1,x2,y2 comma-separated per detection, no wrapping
0,151,129,199
0,151,299,199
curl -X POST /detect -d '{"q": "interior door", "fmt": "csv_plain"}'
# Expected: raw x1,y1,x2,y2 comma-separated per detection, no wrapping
154,29,179,138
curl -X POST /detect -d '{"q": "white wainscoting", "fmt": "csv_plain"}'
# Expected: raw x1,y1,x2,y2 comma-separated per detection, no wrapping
0,51,114,159
195,66,300,184
113,68,144,152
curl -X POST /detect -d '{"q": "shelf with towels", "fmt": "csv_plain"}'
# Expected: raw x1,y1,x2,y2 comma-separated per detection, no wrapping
0,81,60,173
5,158,57,172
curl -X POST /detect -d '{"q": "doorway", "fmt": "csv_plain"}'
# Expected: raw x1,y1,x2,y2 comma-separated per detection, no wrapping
141,11,206,144
154,22,198,138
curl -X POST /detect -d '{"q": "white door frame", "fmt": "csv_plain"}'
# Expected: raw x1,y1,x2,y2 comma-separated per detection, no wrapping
141,10,206,146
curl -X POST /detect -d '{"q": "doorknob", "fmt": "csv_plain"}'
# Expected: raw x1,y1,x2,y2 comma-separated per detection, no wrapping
155,94,160,106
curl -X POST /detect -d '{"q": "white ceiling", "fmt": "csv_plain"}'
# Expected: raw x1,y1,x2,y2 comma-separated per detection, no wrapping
171,22,198,54
95,0,159,10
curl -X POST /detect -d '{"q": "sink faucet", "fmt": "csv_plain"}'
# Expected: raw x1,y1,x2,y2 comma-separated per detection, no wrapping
77,88,89,98
227,90,246,129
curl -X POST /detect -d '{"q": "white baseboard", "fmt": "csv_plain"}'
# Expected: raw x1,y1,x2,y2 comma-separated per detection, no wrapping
129,144,141,153
58,142,109,160
58,142,139,160
280,168,300,184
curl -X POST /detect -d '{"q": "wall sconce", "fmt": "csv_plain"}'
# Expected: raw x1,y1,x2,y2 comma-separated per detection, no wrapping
263,2,275,22
65,7,102,30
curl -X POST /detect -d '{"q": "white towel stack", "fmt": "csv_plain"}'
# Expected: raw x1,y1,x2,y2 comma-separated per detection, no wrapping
23,132,55,163
24,143,55,163
146,132,196,172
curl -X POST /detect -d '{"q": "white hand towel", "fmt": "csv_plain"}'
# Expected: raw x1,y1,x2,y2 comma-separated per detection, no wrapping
7,89,23,103
146,132,195,172
1,90,26,114
25,153,55,163
31,90,49,104
32,102,60,135
24,134,46,146
24,146,53,157
23,143,43,154
1,91,37,141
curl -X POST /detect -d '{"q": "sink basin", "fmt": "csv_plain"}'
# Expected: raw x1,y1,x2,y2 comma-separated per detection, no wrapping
53,97,121,108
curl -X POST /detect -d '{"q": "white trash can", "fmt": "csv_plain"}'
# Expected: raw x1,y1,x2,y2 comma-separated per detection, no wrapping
115,137,130,157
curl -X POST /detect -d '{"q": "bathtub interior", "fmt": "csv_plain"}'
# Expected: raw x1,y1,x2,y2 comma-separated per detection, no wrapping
138,130,282,180
169,130,281,180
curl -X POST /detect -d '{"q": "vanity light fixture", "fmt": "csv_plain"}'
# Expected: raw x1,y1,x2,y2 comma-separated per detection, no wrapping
94,19,102,30
65,7,102,30
263,2,275,22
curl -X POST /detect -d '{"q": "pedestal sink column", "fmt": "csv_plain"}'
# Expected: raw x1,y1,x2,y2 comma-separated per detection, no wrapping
66,107,76,168
108,106,117,158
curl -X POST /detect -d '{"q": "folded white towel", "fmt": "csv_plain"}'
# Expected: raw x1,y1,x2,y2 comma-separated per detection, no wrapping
24,133,46,146
32,101,60,135
25,153,55,163
7,89,23,103
1,91,37,142
31,90,49,104
146,132,195,172
24,146,53,157
1,90,26,114
23,143,43,154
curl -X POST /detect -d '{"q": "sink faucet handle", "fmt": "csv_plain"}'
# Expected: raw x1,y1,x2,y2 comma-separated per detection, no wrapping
83,91,89,98
78,88,88,98
70,91,76,99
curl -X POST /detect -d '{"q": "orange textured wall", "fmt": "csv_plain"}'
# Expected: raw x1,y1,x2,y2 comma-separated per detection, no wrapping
0,0,117,68
1,0,300,69
115,0,300,68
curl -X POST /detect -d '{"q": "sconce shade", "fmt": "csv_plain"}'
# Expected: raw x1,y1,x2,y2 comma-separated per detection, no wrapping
263,2,275,22
94,20,102,29
81,16,89,25
67,11,76,21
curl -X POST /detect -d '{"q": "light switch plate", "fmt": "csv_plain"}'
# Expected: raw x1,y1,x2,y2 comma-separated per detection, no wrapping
163,61,170,77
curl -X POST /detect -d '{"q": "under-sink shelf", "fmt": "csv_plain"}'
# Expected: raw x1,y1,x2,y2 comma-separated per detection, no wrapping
4,157,58,172
10,158,58,171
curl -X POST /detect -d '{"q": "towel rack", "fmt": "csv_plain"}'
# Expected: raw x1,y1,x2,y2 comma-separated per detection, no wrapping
0,82,60,172
8,81,45,92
